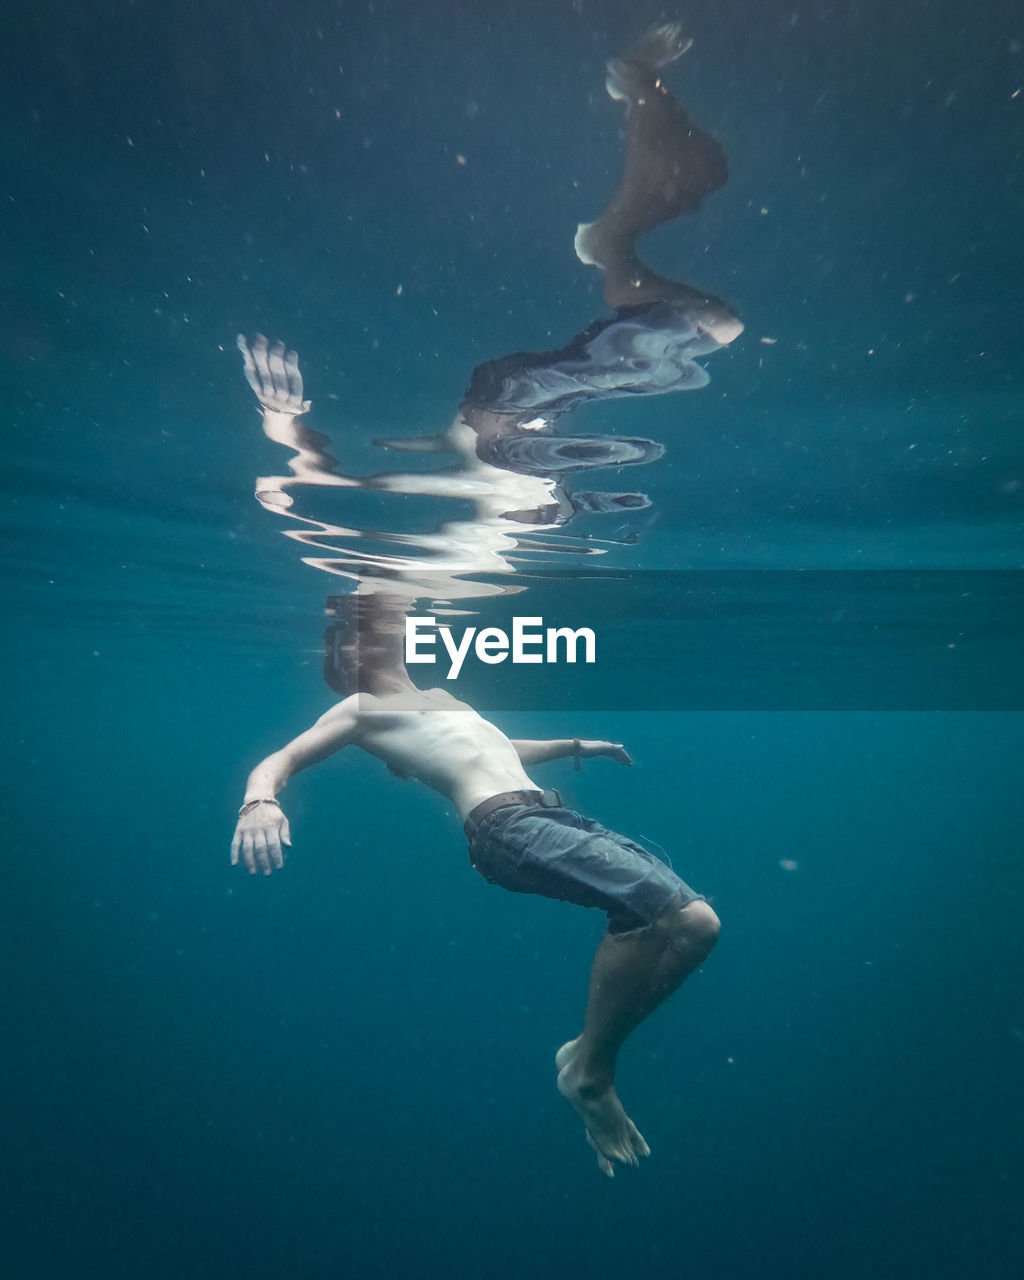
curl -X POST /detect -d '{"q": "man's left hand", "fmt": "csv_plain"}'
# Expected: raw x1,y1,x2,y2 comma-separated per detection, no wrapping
582,740,633,766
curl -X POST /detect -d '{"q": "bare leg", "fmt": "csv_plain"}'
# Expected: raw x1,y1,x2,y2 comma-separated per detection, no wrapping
556,897,720,1176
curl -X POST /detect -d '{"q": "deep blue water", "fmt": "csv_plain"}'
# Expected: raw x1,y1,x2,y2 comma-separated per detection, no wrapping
2,1,1023,1277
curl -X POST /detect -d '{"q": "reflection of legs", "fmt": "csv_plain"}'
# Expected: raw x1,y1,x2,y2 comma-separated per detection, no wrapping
557,897,720,1176
575,23,741,336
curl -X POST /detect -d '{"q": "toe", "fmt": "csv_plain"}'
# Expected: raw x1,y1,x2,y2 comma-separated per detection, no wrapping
627,1120,651,1158
587,1132,615,1178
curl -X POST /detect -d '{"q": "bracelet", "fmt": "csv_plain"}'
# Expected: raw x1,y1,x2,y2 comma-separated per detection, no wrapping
238,798,281,817
573,738,581,772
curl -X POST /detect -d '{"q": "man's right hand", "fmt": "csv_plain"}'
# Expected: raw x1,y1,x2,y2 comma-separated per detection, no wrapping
231,800,292,876
237,333,312,416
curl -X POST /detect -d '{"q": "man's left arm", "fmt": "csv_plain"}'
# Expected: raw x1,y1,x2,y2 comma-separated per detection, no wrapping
512,738,632,767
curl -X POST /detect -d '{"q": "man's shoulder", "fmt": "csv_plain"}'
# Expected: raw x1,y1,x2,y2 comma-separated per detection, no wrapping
314,693,366,732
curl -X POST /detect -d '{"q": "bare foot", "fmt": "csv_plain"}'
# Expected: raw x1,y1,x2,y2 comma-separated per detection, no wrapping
555,1039,651,1177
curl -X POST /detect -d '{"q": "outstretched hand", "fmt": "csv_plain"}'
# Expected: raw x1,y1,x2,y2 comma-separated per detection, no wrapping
237,333,311,415
231,801,292,876
581,740,633,766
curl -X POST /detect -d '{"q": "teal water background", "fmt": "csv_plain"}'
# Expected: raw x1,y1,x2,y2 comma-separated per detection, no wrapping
2,1,1023,1277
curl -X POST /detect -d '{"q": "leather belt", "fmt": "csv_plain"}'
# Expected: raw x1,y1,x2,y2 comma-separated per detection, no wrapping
463,788,563,839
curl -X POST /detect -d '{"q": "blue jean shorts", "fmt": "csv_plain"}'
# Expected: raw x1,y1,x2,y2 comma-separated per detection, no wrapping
467,803,703,934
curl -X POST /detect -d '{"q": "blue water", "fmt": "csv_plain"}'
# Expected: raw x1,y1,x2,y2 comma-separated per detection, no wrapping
2,1,1023,1277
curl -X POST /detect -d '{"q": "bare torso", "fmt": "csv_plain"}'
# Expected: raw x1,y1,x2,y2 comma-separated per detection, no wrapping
345,687,541,820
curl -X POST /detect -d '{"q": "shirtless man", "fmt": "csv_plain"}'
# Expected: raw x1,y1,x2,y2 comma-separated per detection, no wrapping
231,23,727,1175
231,617,720,1177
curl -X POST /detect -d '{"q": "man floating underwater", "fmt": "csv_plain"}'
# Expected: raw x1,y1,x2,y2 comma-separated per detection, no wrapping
232,23,735,1176
231,588,720,1177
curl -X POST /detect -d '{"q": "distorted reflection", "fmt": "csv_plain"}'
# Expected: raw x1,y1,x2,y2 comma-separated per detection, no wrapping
239,22,742,610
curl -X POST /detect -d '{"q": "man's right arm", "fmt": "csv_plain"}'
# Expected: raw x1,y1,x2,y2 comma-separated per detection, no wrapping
231,698,360,876
237,333,312,422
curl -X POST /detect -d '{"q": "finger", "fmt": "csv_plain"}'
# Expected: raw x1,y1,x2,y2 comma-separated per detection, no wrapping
281,817,292,847
268,341,289,400
230,830,241,865
241,833,256,875
284,348,304,403
269,837,285,870
236,333,254,369
252,333,272,388
254,831,271,876
237,334,261,395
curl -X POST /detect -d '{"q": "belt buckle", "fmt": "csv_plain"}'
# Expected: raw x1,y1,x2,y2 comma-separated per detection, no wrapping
539,788,563,808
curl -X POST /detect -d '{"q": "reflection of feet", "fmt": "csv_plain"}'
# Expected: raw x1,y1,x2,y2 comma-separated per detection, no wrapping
606,21,692,102
555,1039,651,1177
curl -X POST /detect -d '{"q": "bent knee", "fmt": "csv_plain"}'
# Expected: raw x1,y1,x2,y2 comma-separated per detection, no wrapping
659,897,720,953
683,898,721,949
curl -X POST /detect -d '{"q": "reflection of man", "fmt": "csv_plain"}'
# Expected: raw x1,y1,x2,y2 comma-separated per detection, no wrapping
231,607,719,1178
233,23,744,584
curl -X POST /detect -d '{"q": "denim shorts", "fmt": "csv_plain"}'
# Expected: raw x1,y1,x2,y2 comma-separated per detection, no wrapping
467,803,703,934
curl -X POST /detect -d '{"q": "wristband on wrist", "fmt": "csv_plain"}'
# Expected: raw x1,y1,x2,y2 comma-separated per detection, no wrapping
238,798,281,817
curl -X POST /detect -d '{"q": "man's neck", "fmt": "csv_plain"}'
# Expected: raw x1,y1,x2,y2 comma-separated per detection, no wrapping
360,668,420,698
